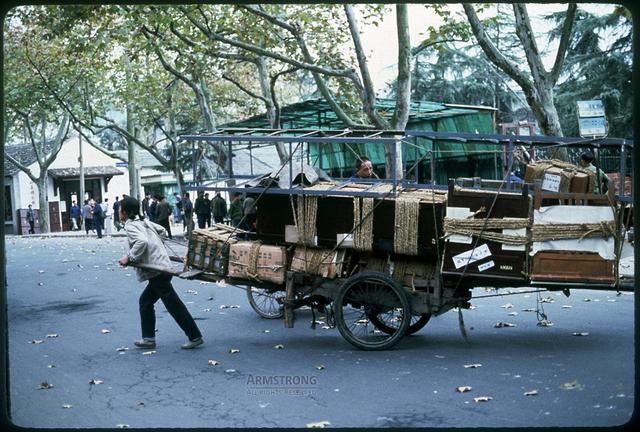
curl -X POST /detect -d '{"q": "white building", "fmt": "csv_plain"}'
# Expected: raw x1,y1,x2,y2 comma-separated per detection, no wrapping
4,136,132,234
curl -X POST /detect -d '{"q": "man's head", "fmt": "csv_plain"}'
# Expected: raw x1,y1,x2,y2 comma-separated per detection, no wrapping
580,151,594,167
28,204,32,209
119,196,140,220
205,193,209,198
355,156,374,178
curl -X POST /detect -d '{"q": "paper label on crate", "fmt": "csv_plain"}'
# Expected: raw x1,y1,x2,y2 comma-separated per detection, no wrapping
336,233,354,247
477,260,495,272
452,243,492,269
541,173,561,192
446,207,474,219
502,228,527,251
447,234,473,244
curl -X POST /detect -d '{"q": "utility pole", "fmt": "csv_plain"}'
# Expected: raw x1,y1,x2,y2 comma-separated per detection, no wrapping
79,133,85,209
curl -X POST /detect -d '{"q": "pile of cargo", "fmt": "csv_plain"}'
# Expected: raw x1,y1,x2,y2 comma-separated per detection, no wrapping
524,159,596,193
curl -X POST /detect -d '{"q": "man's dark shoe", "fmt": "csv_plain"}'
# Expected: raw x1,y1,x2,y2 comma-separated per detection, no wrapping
134,339,156,349
181,338,203,349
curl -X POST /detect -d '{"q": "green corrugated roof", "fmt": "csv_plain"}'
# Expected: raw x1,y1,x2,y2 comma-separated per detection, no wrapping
222,98,494,130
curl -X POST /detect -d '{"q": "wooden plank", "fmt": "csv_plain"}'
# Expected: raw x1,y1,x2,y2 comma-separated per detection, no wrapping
179,269,205,279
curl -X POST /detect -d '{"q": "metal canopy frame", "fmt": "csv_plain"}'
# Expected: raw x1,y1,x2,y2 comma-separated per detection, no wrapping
180,128,634,201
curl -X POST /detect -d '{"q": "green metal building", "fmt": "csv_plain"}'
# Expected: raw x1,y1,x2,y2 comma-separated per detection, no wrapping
223,98,499,183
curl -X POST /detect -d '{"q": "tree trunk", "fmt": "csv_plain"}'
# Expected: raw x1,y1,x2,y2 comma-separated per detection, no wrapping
37,175,49,233
257,56,288,164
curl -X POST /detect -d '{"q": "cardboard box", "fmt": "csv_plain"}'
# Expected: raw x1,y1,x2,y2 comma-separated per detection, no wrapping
290,247,346,279
570,171,590,193
228,242,287,284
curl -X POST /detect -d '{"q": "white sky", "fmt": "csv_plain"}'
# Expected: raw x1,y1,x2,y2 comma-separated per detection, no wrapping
359,3,619,94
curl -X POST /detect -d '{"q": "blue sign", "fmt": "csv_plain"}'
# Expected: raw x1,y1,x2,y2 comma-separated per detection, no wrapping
116,162,128,167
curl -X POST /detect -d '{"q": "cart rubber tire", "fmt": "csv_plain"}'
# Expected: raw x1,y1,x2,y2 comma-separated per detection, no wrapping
368,313,432,335
334,271,410,350
246,286,285,319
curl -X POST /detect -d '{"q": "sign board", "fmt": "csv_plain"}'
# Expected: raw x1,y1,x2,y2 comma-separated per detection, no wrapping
577,100,605,118
577,99,607,137
115,162,128,167
541,173,561,192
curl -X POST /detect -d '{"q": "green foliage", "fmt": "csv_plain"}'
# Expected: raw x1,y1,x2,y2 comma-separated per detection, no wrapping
548,7,632,138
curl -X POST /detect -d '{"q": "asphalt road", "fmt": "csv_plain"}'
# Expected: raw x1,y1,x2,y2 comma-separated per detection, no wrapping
3,236,636,428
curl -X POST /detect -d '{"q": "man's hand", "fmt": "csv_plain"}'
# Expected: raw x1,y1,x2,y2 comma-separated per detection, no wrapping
118,255,130,267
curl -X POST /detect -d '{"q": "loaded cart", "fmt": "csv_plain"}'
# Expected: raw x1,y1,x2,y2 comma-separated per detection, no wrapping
133,128,634,350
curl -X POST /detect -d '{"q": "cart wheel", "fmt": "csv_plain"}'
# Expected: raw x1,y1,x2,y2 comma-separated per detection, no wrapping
334,271,410,350
368,312,431,335
246,286,285,319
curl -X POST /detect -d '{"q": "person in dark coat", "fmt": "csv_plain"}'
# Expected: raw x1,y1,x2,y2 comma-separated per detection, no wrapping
82,200,94,234
155,196,172,239
228,193,243,228
70,201,81,231
203,193,212,227
141,193,151,219
112,196,122,231
148,195,158,223
182,193,193,232
93,199,104,238
211,192,227,224
26,204,36,234
194,192,207,229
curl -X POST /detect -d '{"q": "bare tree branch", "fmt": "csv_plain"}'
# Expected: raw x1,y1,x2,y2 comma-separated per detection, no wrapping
550,3,577,84
222,74,269,103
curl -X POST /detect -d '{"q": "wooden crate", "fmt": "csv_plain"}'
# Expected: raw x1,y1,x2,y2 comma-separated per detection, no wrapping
441,183,531,284
531,251,615,284
185,224,242,275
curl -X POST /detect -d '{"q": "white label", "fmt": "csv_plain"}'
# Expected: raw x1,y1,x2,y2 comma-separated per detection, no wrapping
502,228,527,251
477,260,495,272
447,207,474,219
541,173,561,192
448,234,473,244
452,244,492,269
336,233,354,248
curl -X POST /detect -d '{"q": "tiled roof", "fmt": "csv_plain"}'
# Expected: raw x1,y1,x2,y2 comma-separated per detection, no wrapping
48,166,124,178
4,144,40,176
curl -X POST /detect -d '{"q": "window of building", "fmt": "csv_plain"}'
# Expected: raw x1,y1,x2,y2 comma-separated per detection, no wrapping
5,184,13,222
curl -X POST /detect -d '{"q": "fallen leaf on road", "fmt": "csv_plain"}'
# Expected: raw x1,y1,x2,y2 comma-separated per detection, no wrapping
208,360,219,366
508,312,519,316
62,404,73,409
142,351,156,356
203,308,211,312
456,386,472,393
464,364,482,369
37,282,44,286
216,280,227,288
474,396,492,402
29,339,44,344
572,332,589,337
186,289,198,295
38,382,53,390
501,303,514,309
522,308,536,312
316,365,326,370
274,344,284,349
540,297,555,303
116,424,129,428
39,270,45,273
560,380,581,390
262,330,270,333
101,329,111,334
89,379,103,385
306,421,331,428
225,369,236,373
219,305,230,309
229,348,240,354
47,364,56,368
524,390,539,396
46,334,59,338
562,305,573,309
116,346,129,352
495,322,516,328
537,320,554,327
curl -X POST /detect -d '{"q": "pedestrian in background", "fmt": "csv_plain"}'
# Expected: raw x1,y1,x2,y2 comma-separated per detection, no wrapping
93,198,104,238
243,195,257,231
117,196,203,350
194,191,207,229
70,201,81,231
104,198,113,235
148,195,158,223
182,193,193,232
173,193,183,226
204,192,212,227
113,196,122,231
228,193,243,228
83,200,94,234
212,192,227,224
141,192,150,219
26,204,36,234
155,196,173,239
